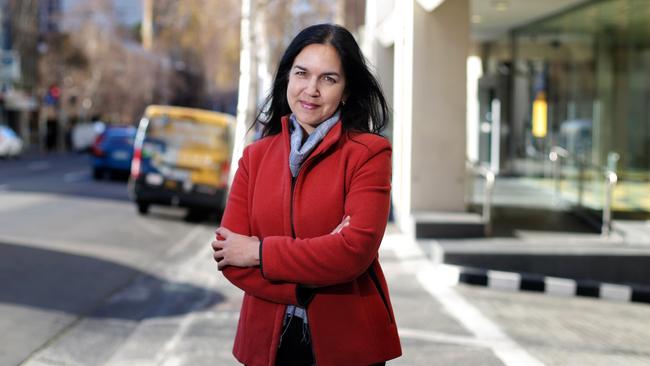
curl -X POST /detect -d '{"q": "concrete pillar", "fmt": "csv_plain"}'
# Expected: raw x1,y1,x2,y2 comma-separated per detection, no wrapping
393,0,470,233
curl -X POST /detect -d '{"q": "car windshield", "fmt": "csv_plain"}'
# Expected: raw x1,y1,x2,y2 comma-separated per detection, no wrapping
147,116,225,150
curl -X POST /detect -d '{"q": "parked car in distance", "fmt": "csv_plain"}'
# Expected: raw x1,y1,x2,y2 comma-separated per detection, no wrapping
72,121,105,152
91,126,136,179
0,125,23,158
128,105,234,217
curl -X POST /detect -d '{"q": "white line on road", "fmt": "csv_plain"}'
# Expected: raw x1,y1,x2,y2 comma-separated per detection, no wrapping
163,225,206,259
63,170,89,182
27,161,50,170
384,232,545,366
399,327,497,348
153,238,217,366
134,217,167,237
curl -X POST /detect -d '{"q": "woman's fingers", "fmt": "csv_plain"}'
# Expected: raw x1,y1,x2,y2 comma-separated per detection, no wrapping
217,259,228,270
215,227,231,239
331,215,351,234
212,239,226,267
211,240,222,250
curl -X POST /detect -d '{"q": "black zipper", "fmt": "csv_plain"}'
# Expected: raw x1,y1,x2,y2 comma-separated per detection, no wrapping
287,162,319,364
290,176,297,237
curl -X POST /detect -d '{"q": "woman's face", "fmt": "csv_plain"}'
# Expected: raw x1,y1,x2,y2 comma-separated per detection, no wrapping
287,43,346,134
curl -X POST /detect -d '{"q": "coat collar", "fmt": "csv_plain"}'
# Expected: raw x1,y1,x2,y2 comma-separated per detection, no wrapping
280,114,343,161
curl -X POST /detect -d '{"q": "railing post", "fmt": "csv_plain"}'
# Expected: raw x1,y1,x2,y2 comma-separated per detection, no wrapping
577,156,586,208
466,160,496,237
602,152,619,237
550,150,560,201
602,171,617,236
483,169,495,237
549,146,568,204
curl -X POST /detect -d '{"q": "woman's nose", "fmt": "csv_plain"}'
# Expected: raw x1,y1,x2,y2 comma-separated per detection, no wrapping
304,77,319,96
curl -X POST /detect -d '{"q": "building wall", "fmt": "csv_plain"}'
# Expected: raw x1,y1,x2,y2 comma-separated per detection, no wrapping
410,0,468,212
367,0,470,233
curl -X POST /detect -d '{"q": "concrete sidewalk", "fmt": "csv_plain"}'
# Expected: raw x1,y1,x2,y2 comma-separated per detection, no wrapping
19,226,650,365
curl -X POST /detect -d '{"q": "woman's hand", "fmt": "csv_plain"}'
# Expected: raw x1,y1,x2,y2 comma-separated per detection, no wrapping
212,227,260,270
331,215,350,234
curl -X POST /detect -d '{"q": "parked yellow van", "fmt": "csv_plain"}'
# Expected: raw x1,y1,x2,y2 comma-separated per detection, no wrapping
128,105,234,217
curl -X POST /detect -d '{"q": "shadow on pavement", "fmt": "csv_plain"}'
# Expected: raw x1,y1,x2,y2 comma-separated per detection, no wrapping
0,241,223,320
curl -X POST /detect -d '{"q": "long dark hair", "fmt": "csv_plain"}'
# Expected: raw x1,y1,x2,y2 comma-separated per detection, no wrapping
253,24,390,137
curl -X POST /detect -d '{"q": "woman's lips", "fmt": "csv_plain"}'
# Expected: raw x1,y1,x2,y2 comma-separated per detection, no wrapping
300,101,319,110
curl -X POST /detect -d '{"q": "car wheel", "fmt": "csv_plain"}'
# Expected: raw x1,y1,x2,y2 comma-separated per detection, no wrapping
92,167,103,180
137,202,150,215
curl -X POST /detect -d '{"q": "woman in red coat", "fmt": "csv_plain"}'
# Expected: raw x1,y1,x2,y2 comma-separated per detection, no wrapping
211,24,402,366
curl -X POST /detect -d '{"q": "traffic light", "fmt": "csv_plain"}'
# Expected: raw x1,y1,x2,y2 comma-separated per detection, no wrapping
45,85,60,105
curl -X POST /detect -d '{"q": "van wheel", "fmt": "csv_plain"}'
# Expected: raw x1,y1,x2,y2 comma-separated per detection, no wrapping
137,202,150,215
185,208,209,222
92,168,103,180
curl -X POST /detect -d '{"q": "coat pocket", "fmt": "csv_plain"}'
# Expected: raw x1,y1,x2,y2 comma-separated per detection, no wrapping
367,267,395,324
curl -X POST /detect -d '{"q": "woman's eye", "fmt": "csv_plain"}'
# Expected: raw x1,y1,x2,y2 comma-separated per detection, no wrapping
324,76,336,83
295,71,306,77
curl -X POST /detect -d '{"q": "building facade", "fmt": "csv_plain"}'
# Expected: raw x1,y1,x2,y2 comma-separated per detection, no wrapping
364,0,650,236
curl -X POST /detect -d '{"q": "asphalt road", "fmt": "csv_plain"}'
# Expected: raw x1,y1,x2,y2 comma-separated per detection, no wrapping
0,152,223,365
1,152,650,366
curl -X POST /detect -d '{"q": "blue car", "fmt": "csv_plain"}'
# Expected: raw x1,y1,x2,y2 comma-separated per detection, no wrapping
91,126,136,180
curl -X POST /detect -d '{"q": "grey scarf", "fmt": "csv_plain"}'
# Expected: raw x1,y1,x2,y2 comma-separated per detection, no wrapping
288,111,340,177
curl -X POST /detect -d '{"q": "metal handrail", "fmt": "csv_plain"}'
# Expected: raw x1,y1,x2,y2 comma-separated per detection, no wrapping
466,160,495,236
549,146,619,236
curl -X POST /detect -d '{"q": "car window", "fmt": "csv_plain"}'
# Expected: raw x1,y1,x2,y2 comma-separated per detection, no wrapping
147,117,226,150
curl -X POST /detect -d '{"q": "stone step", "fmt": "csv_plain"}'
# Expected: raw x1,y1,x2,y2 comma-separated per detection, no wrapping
413,211,485,239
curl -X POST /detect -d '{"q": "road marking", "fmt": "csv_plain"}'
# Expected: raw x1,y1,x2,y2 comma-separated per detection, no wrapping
384,232,545,366
27,161,50,170
151,238,217,366
63,170,89,182
399,327,496,348
164,225,206,259
487,270,521,291
600,283,632,302
545,276,576,297
134,218,167,237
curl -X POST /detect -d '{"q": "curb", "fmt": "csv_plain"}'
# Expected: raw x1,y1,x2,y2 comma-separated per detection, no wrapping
452,265,650,304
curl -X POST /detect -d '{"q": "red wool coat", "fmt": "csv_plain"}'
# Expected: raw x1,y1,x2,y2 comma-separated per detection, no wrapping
220,116,401,366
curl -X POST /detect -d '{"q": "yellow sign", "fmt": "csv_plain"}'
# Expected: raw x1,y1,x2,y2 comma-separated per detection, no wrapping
532,92,547,138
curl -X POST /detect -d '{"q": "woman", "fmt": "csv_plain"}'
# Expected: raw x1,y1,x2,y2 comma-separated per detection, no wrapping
211,23,401,366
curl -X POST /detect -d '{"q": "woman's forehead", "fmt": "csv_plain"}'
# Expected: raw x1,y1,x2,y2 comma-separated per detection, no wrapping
292,43,343,72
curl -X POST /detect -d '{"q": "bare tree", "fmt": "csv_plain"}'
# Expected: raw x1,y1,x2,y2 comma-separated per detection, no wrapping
45,0,176,125
8,0,39,93
230,0,356,180
230,0,257,185
152,0,241,109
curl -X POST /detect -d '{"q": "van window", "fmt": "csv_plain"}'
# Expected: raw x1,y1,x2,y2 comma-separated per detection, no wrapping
147,116,228,150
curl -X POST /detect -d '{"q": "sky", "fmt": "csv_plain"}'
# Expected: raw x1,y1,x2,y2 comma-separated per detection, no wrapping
62,0,143,26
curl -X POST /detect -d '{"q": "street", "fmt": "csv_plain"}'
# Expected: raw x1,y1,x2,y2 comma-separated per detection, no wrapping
1,153,650,366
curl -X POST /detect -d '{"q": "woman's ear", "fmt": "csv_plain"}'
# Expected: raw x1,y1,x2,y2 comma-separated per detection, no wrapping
341,92,349,106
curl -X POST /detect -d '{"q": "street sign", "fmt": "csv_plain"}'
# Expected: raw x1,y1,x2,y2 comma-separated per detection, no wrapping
0,50,20,82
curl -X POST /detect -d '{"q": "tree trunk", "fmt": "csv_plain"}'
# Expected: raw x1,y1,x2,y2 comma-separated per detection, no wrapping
230,0,258,187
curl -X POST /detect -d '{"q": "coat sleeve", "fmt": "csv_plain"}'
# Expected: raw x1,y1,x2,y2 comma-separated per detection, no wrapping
261,138,391,287
220,146,298,305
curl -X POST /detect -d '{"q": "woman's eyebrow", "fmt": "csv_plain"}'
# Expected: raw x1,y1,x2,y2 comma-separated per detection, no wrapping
292,64,341,77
